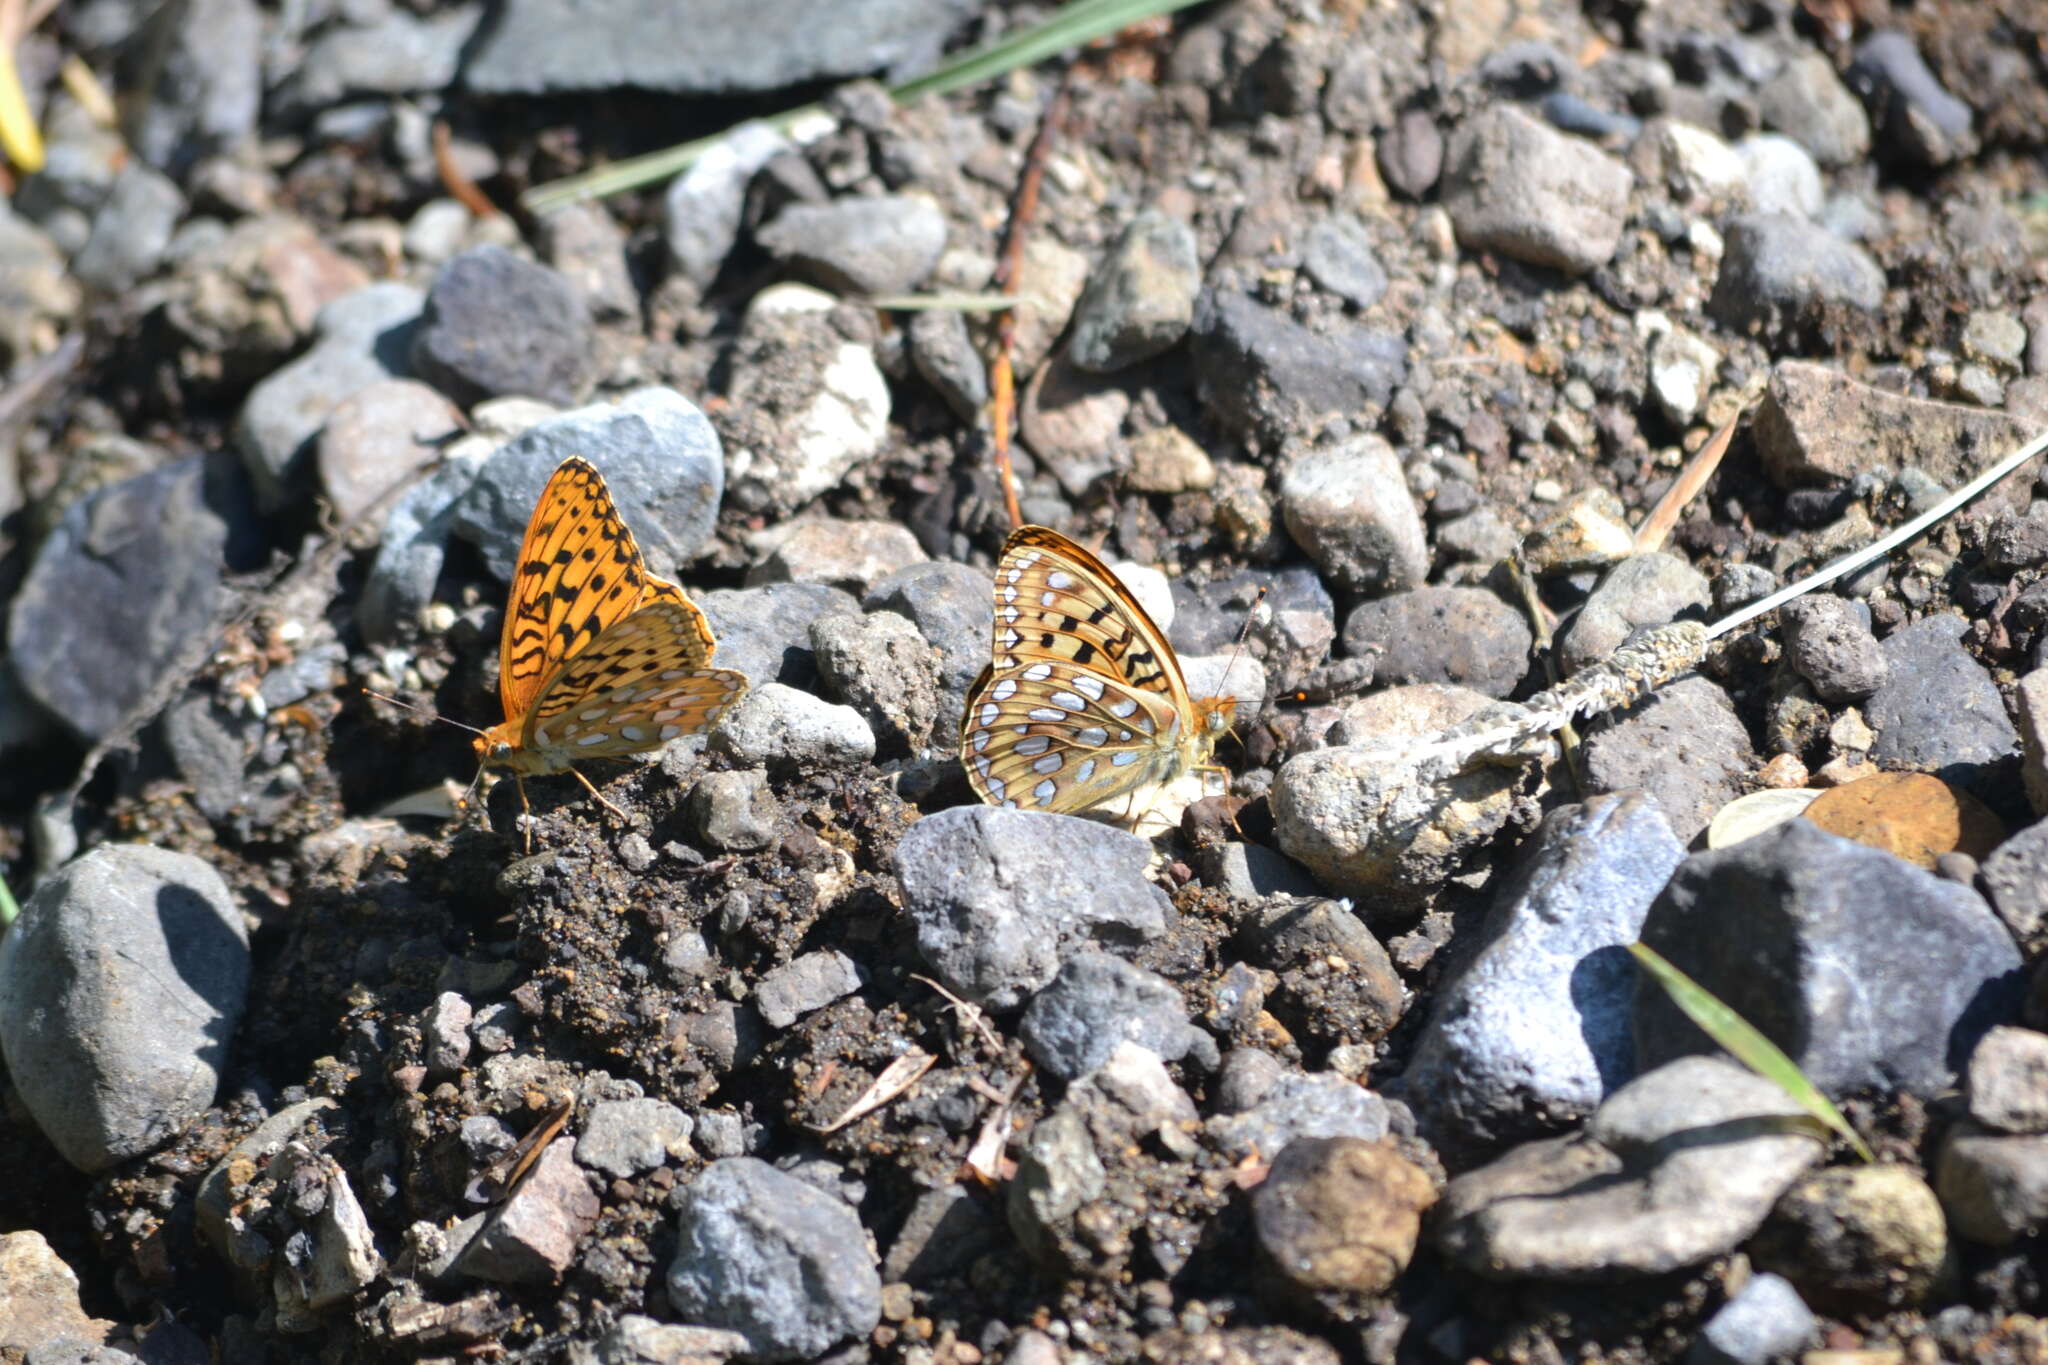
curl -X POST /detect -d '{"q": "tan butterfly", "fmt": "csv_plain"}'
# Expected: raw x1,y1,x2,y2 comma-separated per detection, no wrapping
473,457,747,836
960,525,1235,816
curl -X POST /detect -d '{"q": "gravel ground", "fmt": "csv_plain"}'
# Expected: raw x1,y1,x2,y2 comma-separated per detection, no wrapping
4,1,2048,1362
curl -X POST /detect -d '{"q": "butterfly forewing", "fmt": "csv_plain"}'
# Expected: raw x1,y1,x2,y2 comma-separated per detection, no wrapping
963,526,1225,815
499,457,690,720
523,603,747,763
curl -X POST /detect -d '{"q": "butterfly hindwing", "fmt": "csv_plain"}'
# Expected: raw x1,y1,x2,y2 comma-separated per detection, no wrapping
499,457,687,719
522,603,747,763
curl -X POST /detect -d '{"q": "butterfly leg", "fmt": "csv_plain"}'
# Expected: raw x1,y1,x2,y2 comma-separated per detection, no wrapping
569,766,631,822
515,775,534,854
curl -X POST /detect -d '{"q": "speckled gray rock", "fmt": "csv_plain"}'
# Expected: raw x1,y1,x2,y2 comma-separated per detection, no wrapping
233,281,423,509
894,806,1172,1011
710,683,875,772
751,519,926,595
1205,1072,1392,1162
315,379,466,526
1067,210,1200,373
1688,1273,1817,1365
410,246,595,408
1441,104,1631,274
1708,215,1885,347
1557,553,1711,674
664,121,791,288
688,768,781,852
1981,818,2048,958
71,163,184,291
576,1099,692,1179
1341,587,1533,698
865,561,993,716
0,846,247,1172
809,610,942,756
1779,596,1888,702
1436,1057,1826,1280
1301,212,1389,310
1581,677,1755,844
1964,1026,2048,1135
1635,819,2024,1099
1736,135,1823,220
1759,52,1870,167
698,582,861,691
357,450,488,645
1865,613,2019,790
1019,952,1219,1081
906,307,989,421
450,388,725,582
666,1157,881,1361
756,195,946,296
1936,1120,2048,1244
754,951,863,1029
1405,794,1686,1154
719,293,891,516
1189,289,1407,449
1279,436,1428,595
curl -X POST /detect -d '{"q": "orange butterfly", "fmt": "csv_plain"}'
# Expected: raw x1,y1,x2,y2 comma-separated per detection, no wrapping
474,457,747,840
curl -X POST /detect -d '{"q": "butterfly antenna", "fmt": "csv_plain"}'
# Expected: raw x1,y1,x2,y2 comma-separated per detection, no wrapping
1218,585,1269,740
362,687,487,737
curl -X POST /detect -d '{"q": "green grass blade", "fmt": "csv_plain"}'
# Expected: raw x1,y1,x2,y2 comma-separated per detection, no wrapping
0,871,18,933
1628,941,1873,1162
861,291,1018,312
521,0,1204,213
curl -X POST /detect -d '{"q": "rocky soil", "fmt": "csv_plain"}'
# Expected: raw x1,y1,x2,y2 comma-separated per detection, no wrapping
4,1,2048,1363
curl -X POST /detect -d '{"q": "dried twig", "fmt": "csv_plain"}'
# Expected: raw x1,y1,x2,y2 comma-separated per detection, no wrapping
1634,406,1741,553
434,120,500,219
810,1049,936,1134
914,972,1005,1054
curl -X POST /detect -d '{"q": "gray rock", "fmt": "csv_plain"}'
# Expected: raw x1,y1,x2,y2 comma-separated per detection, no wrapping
1865,613,2019,791
1735,135,1823,219
1246,899,1405,1044
1301,213,1389,310
1067,210,1200,373
1755,360,2033,498
666,1157,881,1361
698,582,861,690
1441,104,1631,274
1019,952,1218,1081
1780,596,1888,703
122,0,262,175
1848,31,1977,167
906,307,989,421
1688,1273,1817,1365
410,247,594,408
693,1111,753,1159
754,951,864,1029
1378,108,1445,200
1201,843,1323,900
576,1099,692,1178
1758,52,1871,167
1708,215,1885,348
1405,794,1686,1153
271,6,480,123
1936,1120,2048,1244
583,1316,751,1365
1189,289,1407,449
1341,587,1532,698
1966,1026,2048,1134
1279,436,1428,596
710,683,875,771
751,519,925,595
1981,819,2048,958
882,1185,1002,1286
1215,1048,1286,1114
194,1099,338,1263
457,1137,599,1284
893,806,1171,1010
865,562,992,716
1169,565,1337,692
1648,326,1722,427
465,0,977,96
1321,44,1390,133
358,451,488,644
7,456,244,743
809,610,942,756
0,846,248,1172
70,163,184,291
1580,676,1756,845
1007,1108,1106,1270
665,122,793,289
422,992,473,1078
450,388,725,582
688,768,781,852
1635,819,2025,1099
316,378,466,527
720,295,891,515
1557,552,1711,674
536,202,639,323
0,206,79,372
234,282,424,509
756,195,946,296
1436,1057,1825,1280
1206,1072,1391,1162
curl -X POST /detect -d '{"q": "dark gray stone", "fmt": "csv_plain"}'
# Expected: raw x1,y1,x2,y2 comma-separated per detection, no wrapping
576,1098,693,1178
123,0,263,175
1205,1072,1391,1162
1581,676,1756,845
70,163,184,291
894,806,1172,1011
1190,289,1407,448
410,247,594,408
1441,104,1630,274
271,5,481,123
906,307,989,421
1067,210,1200,373
1780,596,1888,702
753,951,863,1029
0,846,247,1172
698,582,861,691
1709,214,1885,347
666,1157,881,1361
1405,793,1686,1153
1848,31,1976,167
1981,819,2048,959
756,195,946,296
358,452,487,645
1019,952,1218,1081
1301,213,1388,310
1341,587,1533,698
1866,614,2019,793
1635,819,2025,1099
465,0,978,96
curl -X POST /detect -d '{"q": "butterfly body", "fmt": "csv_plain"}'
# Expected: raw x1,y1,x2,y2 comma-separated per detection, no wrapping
477,458,746,834
961,526,1235,817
